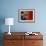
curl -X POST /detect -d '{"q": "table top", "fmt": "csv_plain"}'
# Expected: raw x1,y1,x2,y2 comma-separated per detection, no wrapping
4,32,43,40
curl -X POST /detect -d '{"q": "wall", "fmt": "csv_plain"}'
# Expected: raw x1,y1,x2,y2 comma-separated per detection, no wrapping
0,0,46,32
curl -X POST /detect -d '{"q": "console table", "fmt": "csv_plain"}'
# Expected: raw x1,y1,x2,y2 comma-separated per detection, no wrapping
4,32,43,46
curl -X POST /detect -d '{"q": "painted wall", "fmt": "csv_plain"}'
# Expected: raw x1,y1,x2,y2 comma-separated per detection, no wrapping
0,0,46,32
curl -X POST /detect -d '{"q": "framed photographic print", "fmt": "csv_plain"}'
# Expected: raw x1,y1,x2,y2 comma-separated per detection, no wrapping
18,9,35,23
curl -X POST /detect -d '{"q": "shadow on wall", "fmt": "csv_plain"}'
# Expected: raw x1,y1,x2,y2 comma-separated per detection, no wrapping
0,16,5,32
0,16,5,46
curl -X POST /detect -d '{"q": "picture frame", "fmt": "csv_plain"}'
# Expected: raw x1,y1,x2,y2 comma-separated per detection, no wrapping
18,9,35,23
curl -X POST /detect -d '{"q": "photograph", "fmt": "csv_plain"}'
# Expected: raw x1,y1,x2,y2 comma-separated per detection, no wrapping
18,9,35,23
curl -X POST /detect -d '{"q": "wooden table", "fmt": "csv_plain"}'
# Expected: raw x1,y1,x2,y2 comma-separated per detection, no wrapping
4,32,43,46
